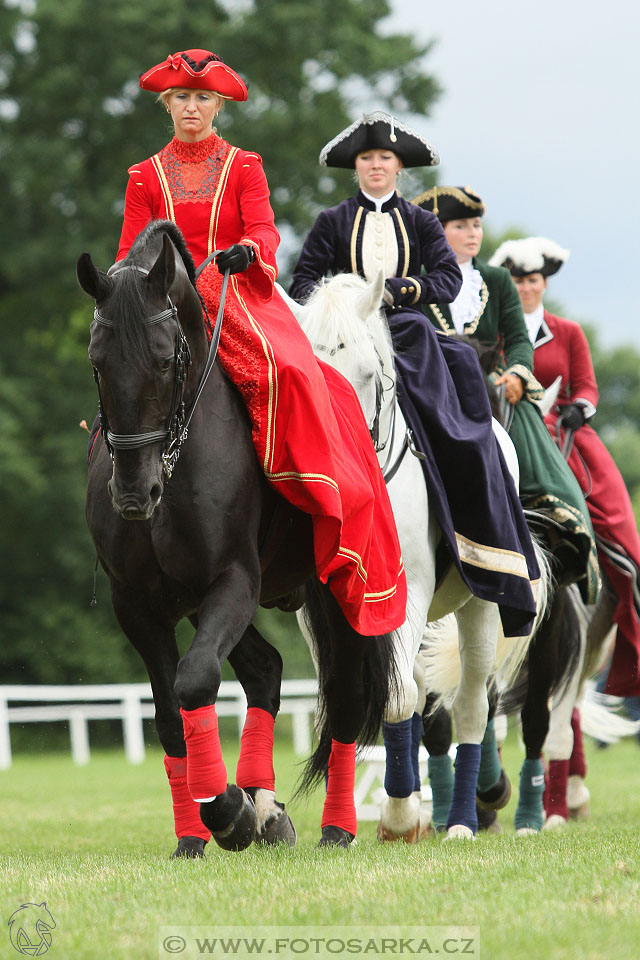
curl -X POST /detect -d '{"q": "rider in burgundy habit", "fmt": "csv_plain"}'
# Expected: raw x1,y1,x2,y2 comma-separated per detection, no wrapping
491,236,640,698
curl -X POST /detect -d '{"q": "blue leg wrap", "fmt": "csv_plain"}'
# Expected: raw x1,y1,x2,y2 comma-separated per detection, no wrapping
383,718,414,798
515,757,545,831
477,718,502,793
447,743,482,833
410,713,423,793
428,753,454,831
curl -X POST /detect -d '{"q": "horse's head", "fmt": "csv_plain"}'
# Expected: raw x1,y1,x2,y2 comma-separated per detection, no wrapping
77,223,204,520
296,272,394,439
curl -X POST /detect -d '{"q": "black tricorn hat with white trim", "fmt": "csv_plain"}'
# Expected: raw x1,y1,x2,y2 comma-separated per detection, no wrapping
488,236,570,277
412,185,485,221
319,111,439,168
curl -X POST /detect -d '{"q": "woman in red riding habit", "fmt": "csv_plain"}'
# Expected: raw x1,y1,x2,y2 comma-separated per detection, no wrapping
115,48,407,845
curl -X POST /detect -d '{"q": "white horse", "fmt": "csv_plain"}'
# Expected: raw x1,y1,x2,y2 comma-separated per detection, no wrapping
283,272,549,842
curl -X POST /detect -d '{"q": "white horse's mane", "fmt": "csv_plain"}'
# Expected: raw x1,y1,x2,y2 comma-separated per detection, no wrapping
296,273,394,384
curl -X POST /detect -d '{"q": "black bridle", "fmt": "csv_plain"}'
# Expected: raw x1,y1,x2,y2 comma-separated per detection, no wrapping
92,255,229,479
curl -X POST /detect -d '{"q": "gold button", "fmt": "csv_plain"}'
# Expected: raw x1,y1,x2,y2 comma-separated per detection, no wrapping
401,286,407,295
408,285,414,293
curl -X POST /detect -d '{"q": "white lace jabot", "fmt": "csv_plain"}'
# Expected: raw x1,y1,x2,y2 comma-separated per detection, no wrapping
450,259,483,334
524,304,545,344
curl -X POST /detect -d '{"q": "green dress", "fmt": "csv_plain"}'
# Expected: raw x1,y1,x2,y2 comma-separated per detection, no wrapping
424,258,599,603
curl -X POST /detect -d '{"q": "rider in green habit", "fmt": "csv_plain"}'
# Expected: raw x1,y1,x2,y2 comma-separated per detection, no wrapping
414,185,599,603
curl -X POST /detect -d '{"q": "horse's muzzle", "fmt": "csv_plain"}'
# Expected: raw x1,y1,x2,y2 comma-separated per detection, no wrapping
108,477,163,520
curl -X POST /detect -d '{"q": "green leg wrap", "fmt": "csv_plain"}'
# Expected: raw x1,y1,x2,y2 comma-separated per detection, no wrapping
477,718,502,793
515,757,545,831
428,754,453,831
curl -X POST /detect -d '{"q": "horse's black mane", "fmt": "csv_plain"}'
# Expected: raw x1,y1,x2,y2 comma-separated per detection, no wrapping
129,220,197,285
108,221,198,368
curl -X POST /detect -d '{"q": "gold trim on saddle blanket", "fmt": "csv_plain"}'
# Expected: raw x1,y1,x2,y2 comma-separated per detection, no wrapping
455,533,531,580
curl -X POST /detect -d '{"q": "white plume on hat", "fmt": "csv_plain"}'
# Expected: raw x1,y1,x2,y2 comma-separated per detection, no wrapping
489,236,570,275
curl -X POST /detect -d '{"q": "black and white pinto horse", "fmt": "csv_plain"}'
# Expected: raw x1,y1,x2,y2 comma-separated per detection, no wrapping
417,360,626,834
78,222,399,855
285,272,550,841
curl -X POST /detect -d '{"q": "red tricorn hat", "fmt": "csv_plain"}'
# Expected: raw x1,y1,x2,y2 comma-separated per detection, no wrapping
139,49,248,101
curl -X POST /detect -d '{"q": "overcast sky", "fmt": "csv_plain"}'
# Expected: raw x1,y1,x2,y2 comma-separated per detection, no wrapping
385,0,639,347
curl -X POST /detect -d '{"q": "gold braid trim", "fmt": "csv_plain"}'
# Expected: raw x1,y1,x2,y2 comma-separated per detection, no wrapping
350,207,364,273
504,363,545,401
428,279,489,335
151,155,175,221
392,208,410,277
412,185,485,213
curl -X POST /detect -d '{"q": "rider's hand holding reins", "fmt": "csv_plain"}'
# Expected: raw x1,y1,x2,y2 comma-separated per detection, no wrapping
557,403,587,430
215,244,256,274
494,372,524,405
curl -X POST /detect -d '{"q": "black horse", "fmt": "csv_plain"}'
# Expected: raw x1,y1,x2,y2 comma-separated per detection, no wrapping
77,220,397,855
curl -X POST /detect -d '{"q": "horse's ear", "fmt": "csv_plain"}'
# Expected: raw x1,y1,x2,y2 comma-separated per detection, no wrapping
365,271,387,314
146,233,175,299
77,252,113,302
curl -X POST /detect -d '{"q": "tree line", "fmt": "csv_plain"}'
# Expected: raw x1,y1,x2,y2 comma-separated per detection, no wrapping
1,0,639,685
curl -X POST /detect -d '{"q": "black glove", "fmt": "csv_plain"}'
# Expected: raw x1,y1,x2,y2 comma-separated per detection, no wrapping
383,276,421,309
558,403,586,430
215,244,255,275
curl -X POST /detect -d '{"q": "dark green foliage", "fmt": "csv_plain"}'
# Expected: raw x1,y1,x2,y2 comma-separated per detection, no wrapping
0,0,437,683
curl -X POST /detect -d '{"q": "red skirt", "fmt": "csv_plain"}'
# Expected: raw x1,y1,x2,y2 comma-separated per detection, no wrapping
197,267,406,636
547,414,640,695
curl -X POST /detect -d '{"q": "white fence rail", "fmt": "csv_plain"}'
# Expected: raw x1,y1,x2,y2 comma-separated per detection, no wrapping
0,681,318,769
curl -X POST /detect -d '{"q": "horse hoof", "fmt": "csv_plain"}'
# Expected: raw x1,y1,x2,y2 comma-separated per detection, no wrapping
200,786,257,852
476,807,501,834
568,776,590,819
515,827,539,837
171,836,207,859
444,824,475,841
247,788,297,847
317,825,355,848
569,801,590,820
377,794,421,843
256,806,297,847
542,814,568,831
419,818,434,840
377,820,420,843
476,769,512,811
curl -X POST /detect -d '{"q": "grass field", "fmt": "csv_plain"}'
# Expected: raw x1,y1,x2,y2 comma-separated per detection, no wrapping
1,729,639,960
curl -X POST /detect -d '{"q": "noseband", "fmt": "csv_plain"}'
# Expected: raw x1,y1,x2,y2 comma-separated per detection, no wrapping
92,257,228,479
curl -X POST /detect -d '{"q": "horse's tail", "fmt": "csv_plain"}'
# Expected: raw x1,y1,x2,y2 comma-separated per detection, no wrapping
419,537,554,713
295,577,398,797
579,679,640,744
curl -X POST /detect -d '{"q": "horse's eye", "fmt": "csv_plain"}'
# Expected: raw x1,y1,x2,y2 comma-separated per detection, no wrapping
160,359,173,374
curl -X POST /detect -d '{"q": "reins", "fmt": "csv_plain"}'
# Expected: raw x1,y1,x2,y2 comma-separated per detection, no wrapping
92,253,229,479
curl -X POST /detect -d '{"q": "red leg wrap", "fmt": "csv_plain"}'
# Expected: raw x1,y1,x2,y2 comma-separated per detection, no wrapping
543,758,570,820
236,707,276,790
164,755,212,841
180,704,227,801
321,739,357,836
569,708,587,778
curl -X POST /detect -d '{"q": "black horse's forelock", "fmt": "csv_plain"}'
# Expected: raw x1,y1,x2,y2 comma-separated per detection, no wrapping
130,220,197,285
106,221,197,369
